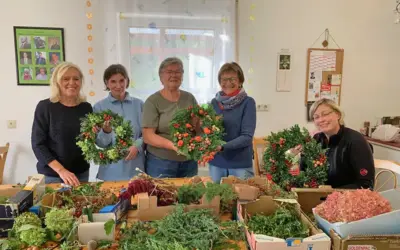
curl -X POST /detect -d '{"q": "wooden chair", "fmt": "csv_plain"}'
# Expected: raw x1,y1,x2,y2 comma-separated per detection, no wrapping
252,137,268,176
0,143,10,184
374,159,399,192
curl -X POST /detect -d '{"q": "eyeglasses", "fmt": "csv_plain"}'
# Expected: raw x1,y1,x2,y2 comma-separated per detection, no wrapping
163,70,183,75
221,77,238,83
312,110,334,121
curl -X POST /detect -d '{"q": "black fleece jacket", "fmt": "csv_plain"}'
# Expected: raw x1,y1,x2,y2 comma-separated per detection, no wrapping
312,126,375,189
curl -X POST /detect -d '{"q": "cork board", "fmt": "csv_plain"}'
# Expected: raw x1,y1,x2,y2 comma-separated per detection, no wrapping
305,48,344,106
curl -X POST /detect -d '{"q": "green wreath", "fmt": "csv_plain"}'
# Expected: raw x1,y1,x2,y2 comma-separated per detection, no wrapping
76,110,134,165
263,125,329,191
169,104,225,164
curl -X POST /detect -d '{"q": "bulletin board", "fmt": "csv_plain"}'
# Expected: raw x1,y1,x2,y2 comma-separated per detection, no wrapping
305,48,344,106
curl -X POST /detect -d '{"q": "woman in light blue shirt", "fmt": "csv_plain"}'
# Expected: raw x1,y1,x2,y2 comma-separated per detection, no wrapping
93,64,145,180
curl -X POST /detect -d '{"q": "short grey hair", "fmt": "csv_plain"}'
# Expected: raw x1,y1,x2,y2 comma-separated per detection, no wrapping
309,98,345,125
158,57,184,75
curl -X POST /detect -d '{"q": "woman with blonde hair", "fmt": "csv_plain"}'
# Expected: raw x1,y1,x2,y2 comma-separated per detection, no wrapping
308,98,375,189
31,62,92,185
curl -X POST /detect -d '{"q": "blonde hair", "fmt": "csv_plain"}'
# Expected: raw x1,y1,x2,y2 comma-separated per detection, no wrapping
309,98,345,125
49,62,86,104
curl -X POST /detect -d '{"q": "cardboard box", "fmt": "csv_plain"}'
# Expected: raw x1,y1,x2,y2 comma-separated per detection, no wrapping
237,196,331,250
98,198,130,222
39,192,128,221
291,186,349,215
330,229,400,250
313,189,400,238
221,176,269,201
136,192,220,221
0,187,33,237
77,213,116,244
24,174,45,204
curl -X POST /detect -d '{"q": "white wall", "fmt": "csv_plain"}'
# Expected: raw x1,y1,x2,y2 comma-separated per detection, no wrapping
238,0,400,136
1,0,399,184
0,0,107,183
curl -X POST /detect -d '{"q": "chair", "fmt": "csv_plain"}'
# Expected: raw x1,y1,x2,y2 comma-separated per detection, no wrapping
252,137,268,176
374,159,399,192
0,143,10,184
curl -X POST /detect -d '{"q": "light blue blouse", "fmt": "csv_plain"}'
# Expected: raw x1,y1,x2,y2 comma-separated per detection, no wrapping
93,92,145,181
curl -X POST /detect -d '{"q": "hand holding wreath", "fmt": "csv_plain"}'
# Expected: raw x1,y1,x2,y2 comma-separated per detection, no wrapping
76,110,134,165
169,104,225,164
263,125,328,191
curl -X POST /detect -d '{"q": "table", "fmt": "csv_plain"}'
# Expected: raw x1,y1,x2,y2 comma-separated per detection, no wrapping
45,178,248,250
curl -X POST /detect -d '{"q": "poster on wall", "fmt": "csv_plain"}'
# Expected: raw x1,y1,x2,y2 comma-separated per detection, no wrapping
276,50,292,92
13,26,65,86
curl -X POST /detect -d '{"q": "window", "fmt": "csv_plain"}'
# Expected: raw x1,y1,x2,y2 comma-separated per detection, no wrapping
104,0,237,103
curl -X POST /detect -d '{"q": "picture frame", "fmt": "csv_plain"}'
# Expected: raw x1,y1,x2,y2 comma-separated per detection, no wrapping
13,26,65,86
278,54,291,71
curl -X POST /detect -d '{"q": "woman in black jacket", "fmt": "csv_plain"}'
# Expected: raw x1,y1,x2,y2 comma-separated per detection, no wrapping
308,98,375,189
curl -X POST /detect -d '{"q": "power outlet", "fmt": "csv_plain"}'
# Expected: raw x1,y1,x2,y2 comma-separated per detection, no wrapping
7,120,17,129
256,104,269,112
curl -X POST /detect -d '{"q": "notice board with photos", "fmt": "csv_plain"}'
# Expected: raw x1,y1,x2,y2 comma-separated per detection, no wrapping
305,48,344,121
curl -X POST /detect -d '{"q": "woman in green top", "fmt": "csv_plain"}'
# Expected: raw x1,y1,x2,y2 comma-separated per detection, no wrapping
142,57,198,178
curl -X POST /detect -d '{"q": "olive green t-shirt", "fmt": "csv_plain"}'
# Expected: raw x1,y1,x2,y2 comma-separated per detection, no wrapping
142,90,198,161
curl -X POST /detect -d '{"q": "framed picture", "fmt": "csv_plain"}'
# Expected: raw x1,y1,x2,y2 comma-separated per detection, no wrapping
278,54,291,71
13,26,65,86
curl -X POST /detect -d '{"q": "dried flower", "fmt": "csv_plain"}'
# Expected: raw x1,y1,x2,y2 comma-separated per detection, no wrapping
315,189,392,223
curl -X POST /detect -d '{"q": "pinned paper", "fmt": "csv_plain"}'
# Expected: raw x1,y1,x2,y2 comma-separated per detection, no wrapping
87,24,92,30
330,74,342,85
86,1,91,7
89,91,95,96
86,12,93,19
249,15,255,21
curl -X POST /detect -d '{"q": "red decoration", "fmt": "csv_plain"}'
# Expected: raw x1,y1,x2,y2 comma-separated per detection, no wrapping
360,169,368,176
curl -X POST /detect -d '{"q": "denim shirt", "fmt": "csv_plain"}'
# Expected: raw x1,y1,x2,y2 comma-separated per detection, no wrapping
93,92,145,180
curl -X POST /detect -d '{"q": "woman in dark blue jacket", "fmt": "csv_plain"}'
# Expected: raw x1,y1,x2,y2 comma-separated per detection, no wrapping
208,62,257,183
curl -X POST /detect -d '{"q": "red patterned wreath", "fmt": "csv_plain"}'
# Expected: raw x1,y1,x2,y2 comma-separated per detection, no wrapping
169,104,225,164
263,125,328,191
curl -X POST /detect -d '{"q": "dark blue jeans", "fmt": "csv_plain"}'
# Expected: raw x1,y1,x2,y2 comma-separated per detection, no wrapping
145,152,198,178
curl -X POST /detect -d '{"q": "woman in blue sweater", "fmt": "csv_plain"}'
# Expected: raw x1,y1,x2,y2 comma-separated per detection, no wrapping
208,62,257,183
93,64,145,181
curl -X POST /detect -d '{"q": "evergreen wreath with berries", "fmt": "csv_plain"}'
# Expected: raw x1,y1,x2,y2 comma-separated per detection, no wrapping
76,110,134,165
263,125,329,191
169,104,225,164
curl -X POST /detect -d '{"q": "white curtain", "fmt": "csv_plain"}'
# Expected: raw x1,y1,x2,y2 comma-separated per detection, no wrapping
102,0,237,104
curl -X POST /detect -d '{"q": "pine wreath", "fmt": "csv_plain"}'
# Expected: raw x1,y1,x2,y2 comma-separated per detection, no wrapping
263,125,328,191
76,110,134,165
169,104,225,164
